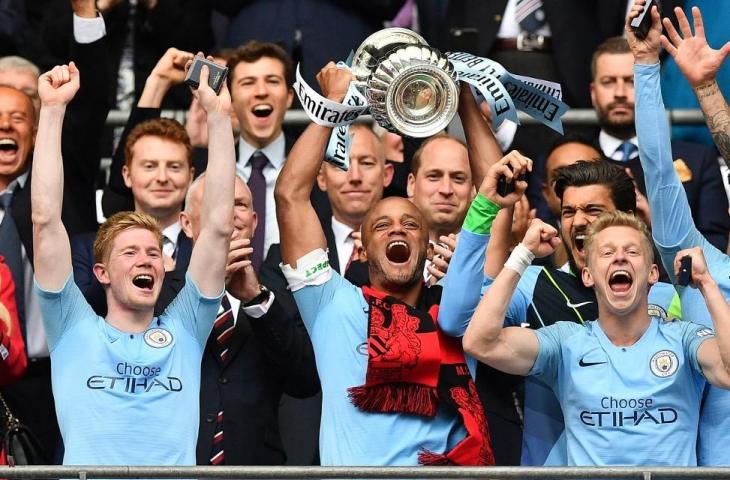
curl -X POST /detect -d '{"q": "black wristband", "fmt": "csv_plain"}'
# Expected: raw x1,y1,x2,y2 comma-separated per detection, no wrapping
243,284,270,307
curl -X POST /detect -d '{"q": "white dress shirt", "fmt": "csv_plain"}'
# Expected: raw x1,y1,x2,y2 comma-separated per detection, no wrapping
330,216,355,273
73,13,106,44
221,288,275,322
599,130,640,161
236,133,286,259
161,222,182,259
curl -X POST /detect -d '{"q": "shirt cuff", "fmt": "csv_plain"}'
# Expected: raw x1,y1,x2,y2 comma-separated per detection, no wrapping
73,13,106,44
241,290,276,318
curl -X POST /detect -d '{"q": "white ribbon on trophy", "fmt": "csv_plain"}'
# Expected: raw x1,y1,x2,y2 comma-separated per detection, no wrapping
293,29,570,171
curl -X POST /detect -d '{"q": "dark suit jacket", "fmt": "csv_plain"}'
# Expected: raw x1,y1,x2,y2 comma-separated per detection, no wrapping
70,231,192,317
155,270,319,465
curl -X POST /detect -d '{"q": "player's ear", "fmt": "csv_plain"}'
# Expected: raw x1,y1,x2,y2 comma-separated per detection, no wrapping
581,266,594,288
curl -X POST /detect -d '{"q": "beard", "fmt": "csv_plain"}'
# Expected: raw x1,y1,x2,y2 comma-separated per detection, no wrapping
368,248,427,289
596,101,636,139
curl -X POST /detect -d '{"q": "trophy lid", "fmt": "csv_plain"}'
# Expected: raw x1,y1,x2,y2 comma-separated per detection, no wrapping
351,28,429,83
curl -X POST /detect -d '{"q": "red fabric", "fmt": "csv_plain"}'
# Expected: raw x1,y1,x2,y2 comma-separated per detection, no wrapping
349,286,494,466
0,257,27,385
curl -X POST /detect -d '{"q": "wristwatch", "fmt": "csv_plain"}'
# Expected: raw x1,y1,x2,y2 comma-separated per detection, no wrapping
243,284,271,307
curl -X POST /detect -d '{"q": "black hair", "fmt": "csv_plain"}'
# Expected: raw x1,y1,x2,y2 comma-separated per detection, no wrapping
553,159,636,212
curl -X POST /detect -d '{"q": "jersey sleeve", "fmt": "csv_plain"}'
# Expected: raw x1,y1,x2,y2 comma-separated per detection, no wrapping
282,248,348,332
634,63,730,285
34,273,97,352
163,272,223,347
439,229,490,337
635,63,695,257
529,321,579,385
682,321,716,377
484,266,540,327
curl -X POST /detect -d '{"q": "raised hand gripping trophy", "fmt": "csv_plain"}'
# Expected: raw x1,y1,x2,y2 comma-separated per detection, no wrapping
293,27,568,170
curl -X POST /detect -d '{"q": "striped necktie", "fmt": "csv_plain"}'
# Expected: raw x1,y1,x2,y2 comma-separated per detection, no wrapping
210,295,233,465
515,0,547,32
213,295,234,364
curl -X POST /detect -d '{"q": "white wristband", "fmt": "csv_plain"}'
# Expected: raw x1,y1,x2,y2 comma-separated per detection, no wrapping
504,243,535,277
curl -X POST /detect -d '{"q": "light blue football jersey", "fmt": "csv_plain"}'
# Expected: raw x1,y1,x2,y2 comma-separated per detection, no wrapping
292,267,472,466
635,62,730,465
35,273,221,465
530,318,711,466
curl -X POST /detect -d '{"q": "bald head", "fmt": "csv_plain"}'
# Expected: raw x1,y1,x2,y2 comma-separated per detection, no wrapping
181,173,257,243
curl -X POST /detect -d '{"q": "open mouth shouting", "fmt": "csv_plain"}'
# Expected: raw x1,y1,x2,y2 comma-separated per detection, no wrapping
608,269,633,294
385,240,411,264
132,274,155,291
0,138,19,163
252,104,273,119
573,230,587,256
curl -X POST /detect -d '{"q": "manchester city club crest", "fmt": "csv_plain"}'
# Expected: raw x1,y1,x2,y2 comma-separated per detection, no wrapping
650,350,678,378
144,328,173,348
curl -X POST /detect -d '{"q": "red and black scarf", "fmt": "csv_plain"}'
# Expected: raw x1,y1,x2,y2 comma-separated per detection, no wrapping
348,285,495,466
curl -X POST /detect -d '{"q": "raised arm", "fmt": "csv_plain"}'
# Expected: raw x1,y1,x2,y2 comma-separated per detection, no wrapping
679,248,730,388
660,5,730,165
185,59,235,296
439,151,531,337
458,85,505,190
463,219,560,375
627,1,700,264
274,63,352,266
32,64,80,290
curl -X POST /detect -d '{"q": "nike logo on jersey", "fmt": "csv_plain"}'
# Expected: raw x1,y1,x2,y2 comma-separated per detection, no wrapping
566,300,593,309
579,357,607,367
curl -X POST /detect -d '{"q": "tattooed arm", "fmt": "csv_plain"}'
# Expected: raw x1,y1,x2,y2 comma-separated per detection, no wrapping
695,82,730,165
659,5,730,164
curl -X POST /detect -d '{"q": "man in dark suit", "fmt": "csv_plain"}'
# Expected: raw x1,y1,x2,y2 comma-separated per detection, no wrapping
590,36,730,250
156,172,318,465
0,0,111,460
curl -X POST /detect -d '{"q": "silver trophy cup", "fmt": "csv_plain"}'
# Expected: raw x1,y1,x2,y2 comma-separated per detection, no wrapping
351,28,459,138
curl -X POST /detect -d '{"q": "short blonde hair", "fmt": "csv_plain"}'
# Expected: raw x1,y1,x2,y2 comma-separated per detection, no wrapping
584,211,654,265
93,212,163,264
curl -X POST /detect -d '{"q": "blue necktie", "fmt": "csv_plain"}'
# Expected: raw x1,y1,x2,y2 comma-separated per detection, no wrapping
0,192,24,328
248,152,268,272
619,142,639,162
515,0,547,32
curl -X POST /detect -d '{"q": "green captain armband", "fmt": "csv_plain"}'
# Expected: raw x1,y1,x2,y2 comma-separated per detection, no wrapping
463,193,501,234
